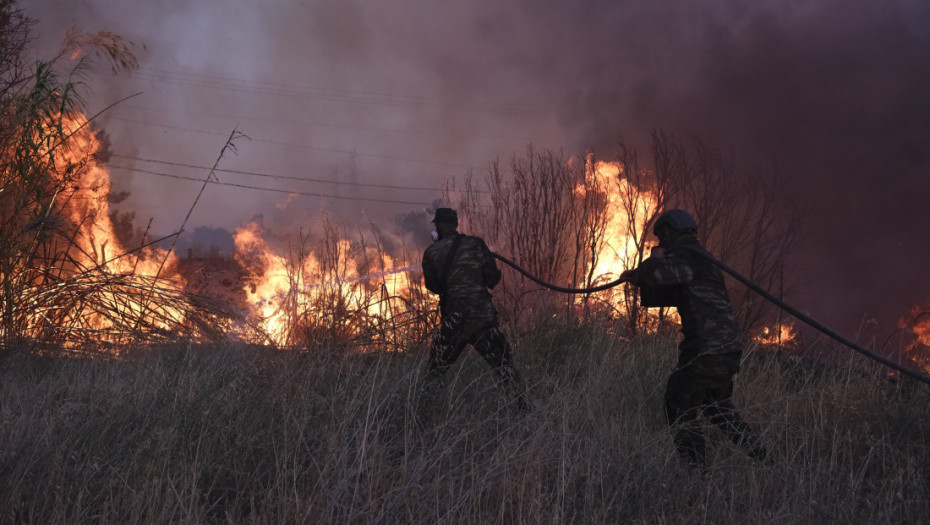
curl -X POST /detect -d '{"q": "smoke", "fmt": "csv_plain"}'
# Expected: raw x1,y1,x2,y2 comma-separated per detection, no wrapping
24,0,930,336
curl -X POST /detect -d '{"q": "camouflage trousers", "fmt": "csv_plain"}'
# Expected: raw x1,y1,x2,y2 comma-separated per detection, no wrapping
664,352,768,467
422,311,527,409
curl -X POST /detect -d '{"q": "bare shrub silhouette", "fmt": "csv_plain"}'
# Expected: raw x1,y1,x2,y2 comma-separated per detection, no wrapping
442,134,798,338
442,146,619,331
615,130,800,335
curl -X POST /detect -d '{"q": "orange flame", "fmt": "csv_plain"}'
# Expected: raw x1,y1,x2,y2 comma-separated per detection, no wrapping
911,312,930,347
20,114,190,344
232,220,418,347
61,119,180,277
754,322,798,347
898,307,930,370
581,160,656,281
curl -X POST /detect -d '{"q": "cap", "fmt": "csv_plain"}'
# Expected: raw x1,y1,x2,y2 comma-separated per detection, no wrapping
431,208,458,225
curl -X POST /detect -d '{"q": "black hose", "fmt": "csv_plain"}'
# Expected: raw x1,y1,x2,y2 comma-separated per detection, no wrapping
491,252,628,294
493,248,930,386
677,246,930,386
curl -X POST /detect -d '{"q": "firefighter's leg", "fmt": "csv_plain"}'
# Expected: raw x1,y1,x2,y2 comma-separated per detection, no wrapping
420,312,469,405
424,312,469,381
473,324,530,411
665,366,708,468
703,376,769,463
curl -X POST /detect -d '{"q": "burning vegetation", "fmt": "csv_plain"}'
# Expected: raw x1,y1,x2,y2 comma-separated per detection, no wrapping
3,97,811,353
0,26,236,351
10,17,922,360
899,308,930,370
0,111,237,350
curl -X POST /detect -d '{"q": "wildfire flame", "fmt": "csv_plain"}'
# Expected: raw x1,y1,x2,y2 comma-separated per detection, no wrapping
232,220,419,347
754,322,798,348
3,113,228,348
914,316,930,347
582,160,656,281
898,307,930,370
8,121,873,354
62,119,180,278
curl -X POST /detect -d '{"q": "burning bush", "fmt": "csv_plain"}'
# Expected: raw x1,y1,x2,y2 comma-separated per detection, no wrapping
229,217,434,350
0,18,234,350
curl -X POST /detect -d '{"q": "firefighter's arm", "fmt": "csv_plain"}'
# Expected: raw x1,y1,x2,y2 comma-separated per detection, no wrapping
479,239,502,289
621,248,691,287
619,268,640,284
638,253,693,288
422,252,442,294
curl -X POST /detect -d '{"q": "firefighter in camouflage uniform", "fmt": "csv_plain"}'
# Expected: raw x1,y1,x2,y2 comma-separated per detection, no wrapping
620,209,769,468
420,208,528,411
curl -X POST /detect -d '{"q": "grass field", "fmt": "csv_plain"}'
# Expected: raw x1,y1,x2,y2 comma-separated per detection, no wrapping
1,325,928,524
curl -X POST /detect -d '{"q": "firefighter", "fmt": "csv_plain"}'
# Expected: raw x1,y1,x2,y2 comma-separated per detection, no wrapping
620,209,769,468
419,208,528,412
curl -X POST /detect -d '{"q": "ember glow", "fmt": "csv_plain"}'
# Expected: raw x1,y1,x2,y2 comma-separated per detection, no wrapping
899,307,930,370
754,322,798,348
914,316,930,348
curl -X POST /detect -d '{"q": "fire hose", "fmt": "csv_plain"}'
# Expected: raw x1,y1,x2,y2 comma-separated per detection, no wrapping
490,252,629,293
491,250,930,386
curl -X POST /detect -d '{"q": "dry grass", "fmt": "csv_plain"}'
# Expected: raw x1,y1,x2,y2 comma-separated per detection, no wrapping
1,326,927,524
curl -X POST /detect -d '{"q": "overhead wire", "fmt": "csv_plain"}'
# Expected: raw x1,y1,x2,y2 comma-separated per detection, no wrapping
107,165,435,206
107,118,488,172
111,106,505,142
110,154,443,192
131,68,546,116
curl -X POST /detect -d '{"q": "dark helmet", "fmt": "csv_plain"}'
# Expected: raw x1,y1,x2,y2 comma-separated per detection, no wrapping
653,209,698,236
431,207,458,225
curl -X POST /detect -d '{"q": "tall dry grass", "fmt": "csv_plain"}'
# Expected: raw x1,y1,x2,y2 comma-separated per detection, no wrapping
1,326,927,524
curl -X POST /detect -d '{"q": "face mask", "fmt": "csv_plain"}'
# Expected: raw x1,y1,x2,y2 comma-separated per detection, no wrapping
430,230,439,242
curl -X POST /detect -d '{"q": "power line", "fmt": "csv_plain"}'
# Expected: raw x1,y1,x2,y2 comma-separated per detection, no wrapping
114,104,506,142
108,165,436,206
132,68,546,117
110,154,452,192
107,120,486,172
147,67,546,111
113,111,432,139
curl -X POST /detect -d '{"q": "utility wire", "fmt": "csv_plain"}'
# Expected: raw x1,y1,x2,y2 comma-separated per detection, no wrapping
132,68,545,116
110,154,442,192
107,122,487,172
108,165,435,206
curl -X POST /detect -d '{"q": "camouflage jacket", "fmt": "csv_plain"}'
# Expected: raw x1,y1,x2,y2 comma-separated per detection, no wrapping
632,236,744,356
422,233,501,320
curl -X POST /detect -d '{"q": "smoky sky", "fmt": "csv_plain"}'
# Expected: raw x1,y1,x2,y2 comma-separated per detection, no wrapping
24,0,930,337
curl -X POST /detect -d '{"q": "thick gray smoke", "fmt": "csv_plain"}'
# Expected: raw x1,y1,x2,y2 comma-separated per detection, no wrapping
25,0,930,337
